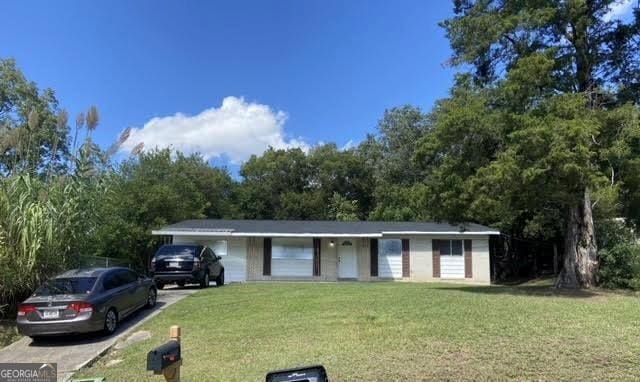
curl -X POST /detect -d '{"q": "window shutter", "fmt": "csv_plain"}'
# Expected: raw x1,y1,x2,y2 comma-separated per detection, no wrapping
313,238,321,276
402,239,410,278
370,238,378,277
263,237,271,276
464,239,472,278
432,239,440,278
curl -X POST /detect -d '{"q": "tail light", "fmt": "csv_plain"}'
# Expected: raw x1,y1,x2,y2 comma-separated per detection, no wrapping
17,304,36,316
68,302,94,314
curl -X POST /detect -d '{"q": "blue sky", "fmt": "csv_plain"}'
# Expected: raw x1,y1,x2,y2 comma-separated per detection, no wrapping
2,1,635,170
2,1,457,168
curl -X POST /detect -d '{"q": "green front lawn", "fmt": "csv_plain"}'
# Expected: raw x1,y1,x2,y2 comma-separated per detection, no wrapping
77,282,640,381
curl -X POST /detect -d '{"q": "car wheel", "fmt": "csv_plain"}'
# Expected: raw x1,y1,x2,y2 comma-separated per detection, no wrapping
176,280,186,288
200,272,210,288
103,308,118,335
156,282,164,290
216,269,225,287
146,288,157,308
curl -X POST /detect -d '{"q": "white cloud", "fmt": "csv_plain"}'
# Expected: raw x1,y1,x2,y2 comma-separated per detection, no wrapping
604,0,635,22
121,96,310,163
341,139,356,151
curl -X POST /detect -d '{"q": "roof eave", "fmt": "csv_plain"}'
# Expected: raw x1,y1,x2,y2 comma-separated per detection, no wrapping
151,230,383,237
151,230,500,237
380,230,500,235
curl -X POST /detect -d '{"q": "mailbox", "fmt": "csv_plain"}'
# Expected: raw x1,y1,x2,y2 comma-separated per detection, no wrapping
147,340,181,374
266,365,328,382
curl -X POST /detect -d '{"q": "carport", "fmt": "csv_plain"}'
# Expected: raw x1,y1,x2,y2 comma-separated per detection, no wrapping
169,236,247,283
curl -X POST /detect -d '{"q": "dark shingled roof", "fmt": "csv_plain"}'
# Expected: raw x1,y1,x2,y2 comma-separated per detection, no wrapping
156,219,499,235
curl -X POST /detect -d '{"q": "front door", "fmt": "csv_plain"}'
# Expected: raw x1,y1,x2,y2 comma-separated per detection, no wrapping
338,240,358,279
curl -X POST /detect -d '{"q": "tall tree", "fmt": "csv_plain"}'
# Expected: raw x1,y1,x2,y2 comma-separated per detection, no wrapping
0,58,69,175
308,144,375,220
93,149,236,269
239,148,312,219
238,145,376,220
360,106,432,221
376,106,430,186
430,0,640,287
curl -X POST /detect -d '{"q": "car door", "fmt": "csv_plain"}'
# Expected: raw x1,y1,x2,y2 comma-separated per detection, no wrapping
115,269,138,316
206,247,222,277
128,269,148,308
102,270,129,315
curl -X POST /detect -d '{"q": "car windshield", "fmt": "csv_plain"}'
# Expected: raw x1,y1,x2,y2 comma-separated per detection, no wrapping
33,277,97,296
154,245,198,260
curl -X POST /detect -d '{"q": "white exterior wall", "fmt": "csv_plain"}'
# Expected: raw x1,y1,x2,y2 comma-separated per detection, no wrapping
225,238,248,282
471,237,491,284
409,235,491,284
168,233,492,285
172,235,247,282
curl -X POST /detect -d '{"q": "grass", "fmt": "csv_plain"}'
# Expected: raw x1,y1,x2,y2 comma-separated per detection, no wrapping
76,282,640,381
0,320,21,348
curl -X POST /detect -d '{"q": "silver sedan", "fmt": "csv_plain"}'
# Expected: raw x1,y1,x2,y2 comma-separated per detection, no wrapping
17,267,157,339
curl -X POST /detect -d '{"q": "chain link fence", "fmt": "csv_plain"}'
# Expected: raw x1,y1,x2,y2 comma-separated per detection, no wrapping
75,255,131,269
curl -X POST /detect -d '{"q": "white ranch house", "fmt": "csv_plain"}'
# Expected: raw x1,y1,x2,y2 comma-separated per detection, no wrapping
152,220,499,284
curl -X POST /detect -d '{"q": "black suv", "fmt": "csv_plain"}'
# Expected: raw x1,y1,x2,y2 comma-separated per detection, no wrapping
150,244,224,289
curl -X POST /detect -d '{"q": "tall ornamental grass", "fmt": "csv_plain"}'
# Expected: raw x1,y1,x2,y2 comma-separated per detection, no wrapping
0,175,93,316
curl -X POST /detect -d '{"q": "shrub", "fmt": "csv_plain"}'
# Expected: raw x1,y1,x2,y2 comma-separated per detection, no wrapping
597,220,640,289
598,243,640,289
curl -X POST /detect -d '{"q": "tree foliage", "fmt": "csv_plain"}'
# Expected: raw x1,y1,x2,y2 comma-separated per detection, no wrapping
0,58,69,176
596,219,640,289
238,144,375,220
419,0,640,288
91,149,236,269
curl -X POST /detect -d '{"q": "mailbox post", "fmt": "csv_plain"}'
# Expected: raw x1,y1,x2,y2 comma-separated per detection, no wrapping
164,326,182,382
147,325,182,382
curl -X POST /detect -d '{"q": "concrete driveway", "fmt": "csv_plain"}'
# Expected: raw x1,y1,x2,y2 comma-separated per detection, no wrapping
0,287,198,381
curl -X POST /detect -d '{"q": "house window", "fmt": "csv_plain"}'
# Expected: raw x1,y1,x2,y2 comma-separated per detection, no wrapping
272,238,314,260
440,239,463,256
379,239,402,257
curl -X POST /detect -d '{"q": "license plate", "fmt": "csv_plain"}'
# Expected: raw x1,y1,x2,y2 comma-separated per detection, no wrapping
168,262,180,268
42,310,59,319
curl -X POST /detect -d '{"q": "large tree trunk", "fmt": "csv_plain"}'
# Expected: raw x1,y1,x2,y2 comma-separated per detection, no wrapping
556,188,598,288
